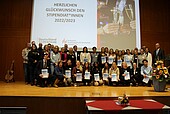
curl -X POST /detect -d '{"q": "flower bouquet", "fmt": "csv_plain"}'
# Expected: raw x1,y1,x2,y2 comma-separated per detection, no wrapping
152,61,170,92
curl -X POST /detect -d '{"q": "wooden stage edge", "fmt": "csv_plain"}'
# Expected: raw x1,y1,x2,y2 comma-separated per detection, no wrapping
0,81,170,98
0,81,170,114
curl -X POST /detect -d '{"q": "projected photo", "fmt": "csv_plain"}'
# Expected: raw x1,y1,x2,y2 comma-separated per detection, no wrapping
31,0,140,49
97,0,138,49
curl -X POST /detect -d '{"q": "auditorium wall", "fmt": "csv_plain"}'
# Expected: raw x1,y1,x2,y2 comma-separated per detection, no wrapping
0,0,170,81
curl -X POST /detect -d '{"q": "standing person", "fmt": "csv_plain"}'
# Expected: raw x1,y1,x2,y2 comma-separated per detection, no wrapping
72,61,83,86
145,47,152,67
67,47,76,67
80,47,91,65
153,43,165,64
124,49,133,69
108,48,116,67
50,46,61,75
120,62,131,86
141,59,153,87
60,47,67,66
73,45,81,61
104,47,109,57
102,62,110,85
98,47,107,68
138,48,146,69
132,48,139,67
116,50,123,68
108,62,120,86
22,43,31,84
37,43,44,60
28,44,39,86
91,47,99,66
64,44,69,53
36,54,51,87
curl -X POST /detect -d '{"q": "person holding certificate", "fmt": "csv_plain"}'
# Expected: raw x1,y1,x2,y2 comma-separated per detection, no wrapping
120,62,131,86
116,50,123,68
83,62,92,86
98,47,107,68
53,61,67,88
64,60,73,86
72,61,83,86
108,62,120,86
91,47,99,67
37,53,51,87
108,48,116,67
92,62,103,86
124,49,133,68
50,46,61,75
130,63,142,86
141,59,153,87
80,47,91,65
102,62,110,85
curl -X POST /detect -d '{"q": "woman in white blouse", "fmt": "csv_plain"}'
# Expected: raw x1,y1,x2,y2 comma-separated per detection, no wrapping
80,47,91,65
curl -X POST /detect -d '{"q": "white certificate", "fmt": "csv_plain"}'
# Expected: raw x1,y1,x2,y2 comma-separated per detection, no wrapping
84,58,88,62
101,56,106,64
108,57,114,64
142,75,152,83
117,60,122,66
125,60,131,67
76,73,82,81
94,74,100,81
41,69,49,78
111,74,117,81
124,72,130,80
103,73,108,80
84,72,90,80
65,70,71,78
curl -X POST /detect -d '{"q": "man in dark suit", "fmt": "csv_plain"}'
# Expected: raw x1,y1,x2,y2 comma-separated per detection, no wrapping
37,54,51,87
153,43,165,64
73,45,81,61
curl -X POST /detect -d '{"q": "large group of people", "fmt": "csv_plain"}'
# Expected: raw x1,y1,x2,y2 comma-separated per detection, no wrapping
22,41,165,87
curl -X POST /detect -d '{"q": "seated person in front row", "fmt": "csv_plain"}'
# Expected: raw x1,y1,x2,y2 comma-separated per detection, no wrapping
37,53,51,87
72,60,83,86
108,62,120,86
64,59,73,86
141,59,152,87
83,62,92,86
101,62,110,85
53,61,72,88
92,62,103,86
130,63,142,86
120,62,131,86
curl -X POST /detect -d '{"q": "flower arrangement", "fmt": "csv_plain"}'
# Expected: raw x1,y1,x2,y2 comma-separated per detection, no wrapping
153,61,170,82
117,94,129,105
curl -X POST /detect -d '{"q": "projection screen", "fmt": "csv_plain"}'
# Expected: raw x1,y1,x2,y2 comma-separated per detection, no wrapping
31,0,140,50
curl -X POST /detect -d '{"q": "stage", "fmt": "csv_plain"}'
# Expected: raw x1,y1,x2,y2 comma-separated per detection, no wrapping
0,81,170,114
0,82,170,97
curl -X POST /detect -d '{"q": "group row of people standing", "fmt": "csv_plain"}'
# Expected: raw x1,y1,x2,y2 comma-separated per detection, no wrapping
22,41,165,87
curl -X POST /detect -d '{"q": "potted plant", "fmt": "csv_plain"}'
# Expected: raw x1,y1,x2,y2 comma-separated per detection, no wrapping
152,61,170,92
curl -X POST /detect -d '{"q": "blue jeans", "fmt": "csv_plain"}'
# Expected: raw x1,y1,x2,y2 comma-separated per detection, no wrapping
23,63,30,83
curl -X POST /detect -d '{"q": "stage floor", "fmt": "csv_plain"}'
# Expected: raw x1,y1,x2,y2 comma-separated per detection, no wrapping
0,81,170,98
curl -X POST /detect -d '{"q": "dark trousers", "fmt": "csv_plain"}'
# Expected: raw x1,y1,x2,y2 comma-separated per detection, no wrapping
108,77,119,86
23,63,30,83
29,64,37,85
